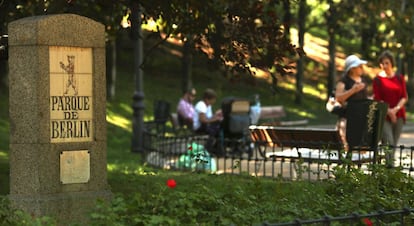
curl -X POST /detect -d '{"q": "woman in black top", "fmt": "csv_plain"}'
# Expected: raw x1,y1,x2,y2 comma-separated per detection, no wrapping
335,55,369,150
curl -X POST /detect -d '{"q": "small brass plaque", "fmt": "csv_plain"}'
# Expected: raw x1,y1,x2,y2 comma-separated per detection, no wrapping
60,150,90,184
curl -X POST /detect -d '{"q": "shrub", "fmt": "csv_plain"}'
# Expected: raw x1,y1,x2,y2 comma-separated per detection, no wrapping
0,196,57,226
89,166,414,225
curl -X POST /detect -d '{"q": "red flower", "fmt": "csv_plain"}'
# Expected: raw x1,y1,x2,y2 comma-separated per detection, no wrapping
188,145,192,151
166,179,177,188
362,218,373,226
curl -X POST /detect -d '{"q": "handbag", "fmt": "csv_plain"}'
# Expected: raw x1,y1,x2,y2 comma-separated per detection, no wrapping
326,97,346,117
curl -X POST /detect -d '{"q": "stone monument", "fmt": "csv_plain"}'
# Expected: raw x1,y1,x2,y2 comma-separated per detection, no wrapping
8,14,112,225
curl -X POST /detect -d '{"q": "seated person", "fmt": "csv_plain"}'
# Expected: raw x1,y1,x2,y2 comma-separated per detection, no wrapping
193,88,223,137
176,87,196,129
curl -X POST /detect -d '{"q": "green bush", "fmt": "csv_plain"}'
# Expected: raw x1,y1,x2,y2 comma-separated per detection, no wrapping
87,166,414,226
0,196,57,226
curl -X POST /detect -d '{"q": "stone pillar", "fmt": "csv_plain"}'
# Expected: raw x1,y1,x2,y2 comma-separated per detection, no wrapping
8,14,111,225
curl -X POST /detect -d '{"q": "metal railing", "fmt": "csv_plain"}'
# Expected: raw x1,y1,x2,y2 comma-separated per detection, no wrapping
142,130,414,225
261,208,414,225
142,131,414,180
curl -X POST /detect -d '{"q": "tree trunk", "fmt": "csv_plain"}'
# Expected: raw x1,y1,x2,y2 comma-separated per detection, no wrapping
405,54,414,109
182,38,193,93
295,0,307,104
106,39,117,100
0,34,7,89
360,21,376,59
326,0,337,100
282,0,291,40
327,33,336,99
399,0,412,109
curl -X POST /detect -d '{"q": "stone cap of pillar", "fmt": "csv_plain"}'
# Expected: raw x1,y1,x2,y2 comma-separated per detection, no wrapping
8,14,105,47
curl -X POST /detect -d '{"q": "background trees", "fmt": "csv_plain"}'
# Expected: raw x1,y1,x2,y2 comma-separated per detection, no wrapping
0,0,300,98
1,0,414,106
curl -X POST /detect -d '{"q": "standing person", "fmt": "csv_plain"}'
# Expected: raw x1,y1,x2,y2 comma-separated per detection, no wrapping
335,55,369,151
176,87,197,129
193,88,223,136
373,50,408,166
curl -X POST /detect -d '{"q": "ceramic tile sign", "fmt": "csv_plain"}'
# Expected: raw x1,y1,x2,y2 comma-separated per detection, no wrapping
50,46,93,143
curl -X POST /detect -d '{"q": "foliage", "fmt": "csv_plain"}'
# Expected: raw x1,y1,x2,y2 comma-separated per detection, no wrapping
1,164,413,225
1,2,414,225
0,196,57,226
1,0,302,86
88,166,414,225
139,0,303,88
2,0,414,94
2,1,414,67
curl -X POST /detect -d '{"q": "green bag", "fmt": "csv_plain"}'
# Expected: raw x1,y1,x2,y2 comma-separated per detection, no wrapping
177,142,217,172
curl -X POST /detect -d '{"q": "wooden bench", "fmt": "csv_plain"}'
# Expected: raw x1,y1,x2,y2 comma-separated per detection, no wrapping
258,106,309,127
249,125,376,165
169,113,193,135
259,106,287,119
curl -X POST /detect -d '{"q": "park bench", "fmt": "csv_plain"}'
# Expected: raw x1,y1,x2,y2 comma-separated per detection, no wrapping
249,125,376,165
258,105,309,126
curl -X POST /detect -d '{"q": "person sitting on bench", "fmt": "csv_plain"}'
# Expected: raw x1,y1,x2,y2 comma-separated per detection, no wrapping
193,88,223,137
176,87,197,129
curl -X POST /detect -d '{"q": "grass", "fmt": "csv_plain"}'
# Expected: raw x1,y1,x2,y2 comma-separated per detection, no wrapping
103,43,328,192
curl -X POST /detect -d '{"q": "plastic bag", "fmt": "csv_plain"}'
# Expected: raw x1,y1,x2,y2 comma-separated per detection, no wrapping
326,97,346,117
177,142,217,172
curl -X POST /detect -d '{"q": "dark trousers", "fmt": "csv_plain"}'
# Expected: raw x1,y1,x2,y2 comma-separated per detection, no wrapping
195,122,221,154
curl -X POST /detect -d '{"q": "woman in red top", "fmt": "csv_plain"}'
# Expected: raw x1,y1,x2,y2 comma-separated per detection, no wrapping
373,50,408,165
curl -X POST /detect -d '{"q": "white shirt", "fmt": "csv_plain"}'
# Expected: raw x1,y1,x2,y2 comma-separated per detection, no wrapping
193,100,213,130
